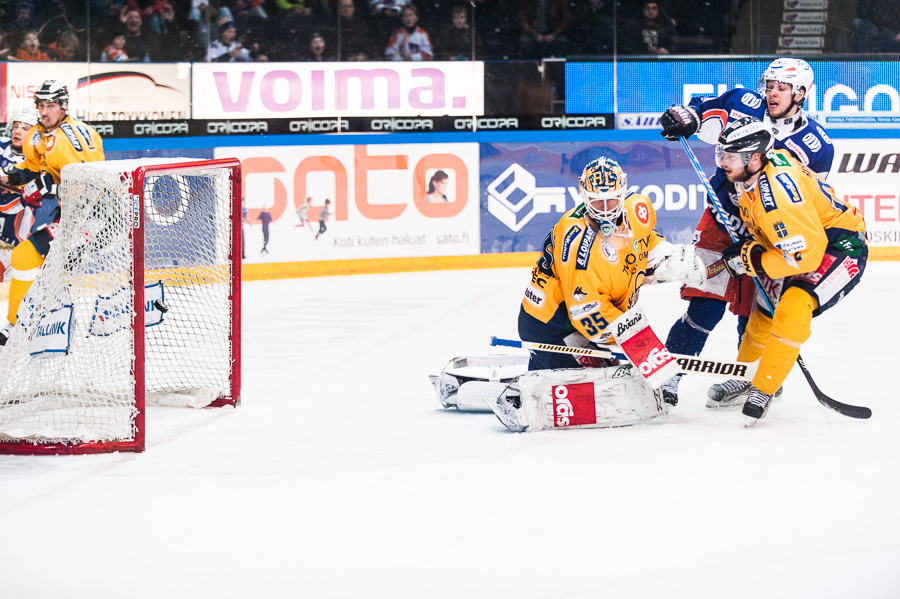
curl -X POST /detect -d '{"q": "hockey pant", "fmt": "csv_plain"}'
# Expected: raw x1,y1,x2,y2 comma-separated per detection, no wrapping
518,306,582,371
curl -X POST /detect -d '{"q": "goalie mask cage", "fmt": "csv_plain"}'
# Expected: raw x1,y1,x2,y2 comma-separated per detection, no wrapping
0,158,241,455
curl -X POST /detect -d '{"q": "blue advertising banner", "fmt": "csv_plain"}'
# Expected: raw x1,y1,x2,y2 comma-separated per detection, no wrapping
480,140,717,253
566,59,900,116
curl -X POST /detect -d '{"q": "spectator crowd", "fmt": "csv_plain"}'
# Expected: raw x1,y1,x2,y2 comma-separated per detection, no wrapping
0,0,890,63
0,0,751,63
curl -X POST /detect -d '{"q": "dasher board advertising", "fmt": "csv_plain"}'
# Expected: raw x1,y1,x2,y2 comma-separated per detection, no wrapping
193,62,484,119
220,143,480,263
1,63,191,122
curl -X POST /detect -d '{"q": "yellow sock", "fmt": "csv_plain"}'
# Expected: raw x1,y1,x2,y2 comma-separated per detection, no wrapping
752,287,817,396
736,308,772,364
8,240,44,325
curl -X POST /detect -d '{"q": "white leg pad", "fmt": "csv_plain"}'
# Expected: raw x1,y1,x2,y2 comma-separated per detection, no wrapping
430,354,529,411
517,366,668,431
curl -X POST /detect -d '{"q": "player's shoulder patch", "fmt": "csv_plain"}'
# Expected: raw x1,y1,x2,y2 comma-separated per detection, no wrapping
769,150,792,168
560,224,582,263
626,194,653,228
575,223,597,270
757,173,778,213
29,131,41,147
774,172,802,204
59,122,83,152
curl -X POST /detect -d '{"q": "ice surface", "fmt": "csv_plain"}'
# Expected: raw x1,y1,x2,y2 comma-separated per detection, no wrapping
1,263,899,599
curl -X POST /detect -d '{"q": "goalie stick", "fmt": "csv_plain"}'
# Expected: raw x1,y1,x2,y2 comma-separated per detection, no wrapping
679,136,871,420
490,337,754,381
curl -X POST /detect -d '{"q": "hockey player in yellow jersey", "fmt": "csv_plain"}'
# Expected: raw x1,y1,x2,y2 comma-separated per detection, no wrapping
519,156,706,371
707,117,867,420
0,80,105,344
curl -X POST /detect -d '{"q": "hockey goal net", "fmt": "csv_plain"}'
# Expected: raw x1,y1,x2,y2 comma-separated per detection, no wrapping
0,158,241,454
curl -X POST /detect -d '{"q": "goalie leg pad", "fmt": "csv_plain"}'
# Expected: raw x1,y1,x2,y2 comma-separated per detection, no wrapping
429,355,529,411
510,366,667,432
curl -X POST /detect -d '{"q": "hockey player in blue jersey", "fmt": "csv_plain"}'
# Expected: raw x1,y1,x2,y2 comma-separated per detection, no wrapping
0,108,41,282
657,57,835,405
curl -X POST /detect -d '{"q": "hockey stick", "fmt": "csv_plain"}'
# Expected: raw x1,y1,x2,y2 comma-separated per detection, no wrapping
490,336,754,381
678,136,871,419
0,180,22,195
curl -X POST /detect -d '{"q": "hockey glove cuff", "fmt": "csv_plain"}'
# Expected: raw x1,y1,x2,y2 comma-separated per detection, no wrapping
722,239,765,278
660,105,700,141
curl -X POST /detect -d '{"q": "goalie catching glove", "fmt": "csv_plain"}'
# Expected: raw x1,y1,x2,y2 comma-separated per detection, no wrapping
645,243,706,289
722,239,765,278
660,105,700,141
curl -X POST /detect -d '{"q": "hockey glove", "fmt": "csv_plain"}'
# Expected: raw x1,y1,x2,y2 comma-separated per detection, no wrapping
722,239,765,278
660,105,700,141
20,179,42,208
646,243,706,289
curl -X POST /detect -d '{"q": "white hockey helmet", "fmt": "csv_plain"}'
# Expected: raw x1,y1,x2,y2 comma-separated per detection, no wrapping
757,58,814,103
34,79,69,110
5,107,39,137
579,157,627,236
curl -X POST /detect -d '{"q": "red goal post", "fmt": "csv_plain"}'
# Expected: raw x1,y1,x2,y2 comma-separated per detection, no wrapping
0,158,242,455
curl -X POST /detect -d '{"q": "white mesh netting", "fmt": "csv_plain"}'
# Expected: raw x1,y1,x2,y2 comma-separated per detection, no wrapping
0,159,237,447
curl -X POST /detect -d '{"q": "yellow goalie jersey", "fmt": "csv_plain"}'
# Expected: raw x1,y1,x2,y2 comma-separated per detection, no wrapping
739,149,866,280
522,194,667,344
18,115,105,185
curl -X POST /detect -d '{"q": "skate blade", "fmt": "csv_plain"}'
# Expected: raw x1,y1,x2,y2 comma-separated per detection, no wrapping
743,415,761,428
705,396,747,409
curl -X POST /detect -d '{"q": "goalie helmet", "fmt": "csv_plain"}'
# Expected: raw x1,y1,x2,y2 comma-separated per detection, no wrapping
579,157,627,236
34,80,69,110
757,58,814,103
716,116,775,167
5,107,38,138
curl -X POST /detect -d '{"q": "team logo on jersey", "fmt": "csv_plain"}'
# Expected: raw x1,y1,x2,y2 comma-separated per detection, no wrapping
45,134,56,152
576,225,596,270
601,240,618,263
560,225,581,262
775,173,802,203
758,174,778,212
633,201,650,225
572,286,587,302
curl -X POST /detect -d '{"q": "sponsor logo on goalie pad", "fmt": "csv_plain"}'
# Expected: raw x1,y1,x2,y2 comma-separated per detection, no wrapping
29,305,73,357
552,382,596,427
611,306,678,388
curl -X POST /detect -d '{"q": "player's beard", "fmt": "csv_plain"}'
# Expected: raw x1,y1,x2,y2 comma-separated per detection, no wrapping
725,165,752,183
41,112,65,133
